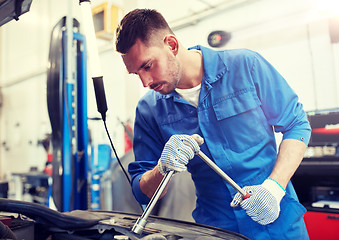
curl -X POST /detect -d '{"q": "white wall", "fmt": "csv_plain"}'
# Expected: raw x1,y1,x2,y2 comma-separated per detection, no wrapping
175,0,339,111
0,0,134,180
0,0,81,178
1,0,339,180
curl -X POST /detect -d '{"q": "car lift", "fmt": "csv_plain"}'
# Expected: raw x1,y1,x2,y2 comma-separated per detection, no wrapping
47,16,89,212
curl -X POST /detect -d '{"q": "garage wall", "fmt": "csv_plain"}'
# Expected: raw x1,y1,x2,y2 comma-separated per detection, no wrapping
0,0,130,179
174,0,339,111
0,0,78,179
1,0,339,180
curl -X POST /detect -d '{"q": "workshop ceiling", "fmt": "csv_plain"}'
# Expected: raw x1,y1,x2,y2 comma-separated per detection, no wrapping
136,0,252,30
138,0,226,21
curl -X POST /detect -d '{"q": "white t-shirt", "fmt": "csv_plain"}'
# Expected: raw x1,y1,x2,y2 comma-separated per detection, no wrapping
175,84,201,107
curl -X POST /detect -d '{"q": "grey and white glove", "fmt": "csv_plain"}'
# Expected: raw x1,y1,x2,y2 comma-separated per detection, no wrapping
157,135,200,175
230,178,286,225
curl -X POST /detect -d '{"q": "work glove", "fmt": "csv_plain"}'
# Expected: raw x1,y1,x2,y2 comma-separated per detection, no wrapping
157,135,200,175
230,178,286,225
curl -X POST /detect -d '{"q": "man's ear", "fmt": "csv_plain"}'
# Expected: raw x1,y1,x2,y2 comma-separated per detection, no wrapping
164,35,179,55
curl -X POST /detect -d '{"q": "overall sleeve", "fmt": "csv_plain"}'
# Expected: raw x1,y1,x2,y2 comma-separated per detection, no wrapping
250,52,311,144
128,97,164,204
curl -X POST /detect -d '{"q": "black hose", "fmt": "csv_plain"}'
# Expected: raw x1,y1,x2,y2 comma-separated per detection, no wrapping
0,198,98,230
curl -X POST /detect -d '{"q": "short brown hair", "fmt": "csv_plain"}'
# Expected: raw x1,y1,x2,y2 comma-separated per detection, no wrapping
115,9,173,54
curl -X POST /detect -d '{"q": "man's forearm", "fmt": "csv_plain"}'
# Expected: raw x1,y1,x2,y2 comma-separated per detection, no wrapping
140,166,169,199
268,138,307,189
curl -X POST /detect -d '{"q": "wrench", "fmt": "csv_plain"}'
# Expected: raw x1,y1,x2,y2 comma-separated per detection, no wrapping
191,134,251,200
132,134,250,235
131,170,174,235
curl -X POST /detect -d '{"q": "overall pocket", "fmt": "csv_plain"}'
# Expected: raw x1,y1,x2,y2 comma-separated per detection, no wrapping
212,89,269,153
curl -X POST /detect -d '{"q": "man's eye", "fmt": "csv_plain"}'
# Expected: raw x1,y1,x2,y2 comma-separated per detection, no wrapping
144,64,151,70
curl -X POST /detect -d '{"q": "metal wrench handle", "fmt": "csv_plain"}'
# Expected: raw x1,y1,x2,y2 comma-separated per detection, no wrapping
191,134,250,199
132,170,174,235
196,150,250,198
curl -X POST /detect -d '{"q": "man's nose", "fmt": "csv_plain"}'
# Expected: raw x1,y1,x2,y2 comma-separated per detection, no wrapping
139,73,153,88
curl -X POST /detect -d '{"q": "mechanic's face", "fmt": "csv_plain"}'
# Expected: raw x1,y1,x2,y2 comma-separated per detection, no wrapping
122,37,182,95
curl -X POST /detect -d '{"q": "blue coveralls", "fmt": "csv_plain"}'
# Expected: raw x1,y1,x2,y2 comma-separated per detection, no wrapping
129,45,311,239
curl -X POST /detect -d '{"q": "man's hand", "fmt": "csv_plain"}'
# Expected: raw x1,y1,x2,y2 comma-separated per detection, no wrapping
157,135,200,175
230,178,286,225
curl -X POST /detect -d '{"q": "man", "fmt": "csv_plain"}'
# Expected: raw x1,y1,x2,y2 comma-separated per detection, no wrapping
115,9,311,239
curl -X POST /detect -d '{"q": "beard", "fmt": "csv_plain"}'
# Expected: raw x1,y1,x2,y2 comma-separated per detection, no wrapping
157,53,181,95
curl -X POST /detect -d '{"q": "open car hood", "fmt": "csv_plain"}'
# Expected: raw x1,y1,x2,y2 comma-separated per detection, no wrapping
0,198,249,240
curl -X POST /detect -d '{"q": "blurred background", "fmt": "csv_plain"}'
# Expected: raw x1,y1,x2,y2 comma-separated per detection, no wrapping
0,0,339,238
